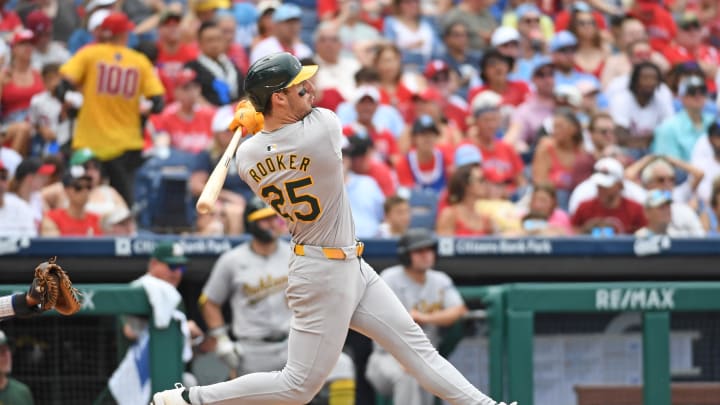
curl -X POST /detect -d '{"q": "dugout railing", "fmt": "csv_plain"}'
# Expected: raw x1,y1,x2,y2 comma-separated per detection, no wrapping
0,284,184,404
501,282,720,405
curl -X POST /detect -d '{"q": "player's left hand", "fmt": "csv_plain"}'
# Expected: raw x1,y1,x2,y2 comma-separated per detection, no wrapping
229,100,264,134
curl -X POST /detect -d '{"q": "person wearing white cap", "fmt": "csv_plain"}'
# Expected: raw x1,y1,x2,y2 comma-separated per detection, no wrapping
568,156,647,214
571,162,647,235
343,85,399,167
189,106,251,235
249,3,312,64
635,189,675,237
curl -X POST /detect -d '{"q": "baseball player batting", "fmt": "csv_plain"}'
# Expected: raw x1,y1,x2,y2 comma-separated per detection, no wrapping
151,52,515,405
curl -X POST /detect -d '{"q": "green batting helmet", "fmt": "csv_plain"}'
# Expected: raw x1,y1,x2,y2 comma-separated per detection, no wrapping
244,52,318,112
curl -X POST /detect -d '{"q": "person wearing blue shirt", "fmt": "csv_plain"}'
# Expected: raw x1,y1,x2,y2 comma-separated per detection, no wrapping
652,75,715,162
342,137,385,238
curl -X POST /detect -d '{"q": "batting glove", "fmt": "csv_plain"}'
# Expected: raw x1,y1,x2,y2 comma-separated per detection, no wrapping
215,332,243,370
229,100,264,134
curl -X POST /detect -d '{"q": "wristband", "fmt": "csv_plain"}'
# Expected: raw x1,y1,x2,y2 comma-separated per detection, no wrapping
11,293,40,318
208,325,229,338
0,295,14,319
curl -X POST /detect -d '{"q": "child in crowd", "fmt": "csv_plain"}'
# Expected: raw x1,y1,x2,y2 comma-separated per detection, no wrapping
377,194,412,238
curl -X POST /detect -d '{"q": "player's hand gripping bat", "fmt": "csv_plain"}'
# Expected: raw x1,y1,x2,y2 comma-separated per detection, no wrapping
195,101,264,214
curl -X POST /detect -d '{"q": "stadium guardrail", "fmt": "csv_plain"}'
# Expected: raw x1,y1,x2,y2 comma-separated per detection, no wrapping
0,284,184,398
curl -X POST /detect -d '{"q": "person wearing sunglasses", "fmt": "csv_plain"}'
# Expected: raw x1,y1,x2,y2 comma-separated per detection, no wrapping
662,13,719,95
625,155,705,237
652,75,715,162
40,165,103,236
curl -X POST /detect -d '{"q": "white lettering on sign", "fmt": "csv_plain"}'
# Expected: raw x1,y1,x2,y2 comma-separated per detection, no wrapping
596,288,675,310
80,289,95,311
453,239,553,256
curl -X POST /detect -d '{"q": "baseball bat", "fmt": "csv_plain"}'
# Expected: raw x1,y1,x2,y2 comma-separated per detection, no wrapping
196,128,244,214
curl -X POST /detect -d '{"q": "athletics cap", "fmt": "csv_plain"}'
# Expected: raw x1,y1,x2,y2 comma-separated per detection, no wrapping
152,241,188,265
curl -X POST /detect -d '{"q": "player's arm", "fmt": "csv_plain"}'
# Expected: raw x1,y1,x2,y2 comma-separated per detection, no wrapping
0,293,41,321
140,58,166,114
412,304,468,327
199,295,226,333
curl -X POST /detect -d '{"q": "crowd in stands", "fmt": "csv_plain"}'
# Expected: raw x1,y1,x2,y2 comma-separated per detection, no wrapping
0,0,720,239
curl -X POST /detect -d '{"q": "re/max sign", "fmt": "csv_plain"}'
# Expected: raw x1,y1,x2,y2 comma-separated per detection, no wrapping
595,288,675,311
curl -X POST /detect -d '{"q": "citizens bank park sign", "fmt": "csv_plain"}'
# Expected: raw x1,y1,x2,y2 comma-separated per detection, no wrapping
114,238,234,256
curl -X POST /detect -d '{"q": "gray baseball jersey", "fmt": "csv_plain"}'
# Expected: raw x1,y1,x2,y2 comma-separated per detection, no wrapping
188,104,496,405
379,265,465,347
202,240,292,340
236,108,355,247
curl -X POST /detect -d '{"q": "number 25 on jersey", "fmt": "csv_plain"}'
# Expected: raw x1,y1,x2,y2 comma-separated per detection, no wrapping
261,177,321,222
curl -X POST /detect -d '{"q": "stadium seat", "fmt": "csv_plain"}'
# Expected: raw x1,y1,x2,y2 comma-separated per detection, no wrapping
134,149,196,233
408,188,440,230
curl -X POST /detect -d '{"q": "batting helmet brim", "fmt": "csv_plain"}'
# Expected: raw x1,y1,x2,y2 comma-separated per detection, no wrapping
288,65,319,88
247,207,277,222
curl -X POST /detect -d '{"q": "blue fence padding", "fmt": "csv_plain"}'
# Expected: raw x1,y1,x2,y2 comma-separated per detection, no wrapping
0,236,719,258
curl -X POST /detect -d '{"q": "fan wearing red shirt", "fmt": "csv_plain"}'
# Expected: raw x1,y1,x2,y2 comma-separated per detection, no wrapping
345,134,397,197
2,30,44,156
149,69,216,154
40,169,103,236
422,60,470,132
465,91,525,197
395,115,452,193
628,0,677,52
0,4,22,34
571,172,647,234
554,2,607,32
662,13,719,93
468,48,530,108
156,10,200,103
343,85,399,165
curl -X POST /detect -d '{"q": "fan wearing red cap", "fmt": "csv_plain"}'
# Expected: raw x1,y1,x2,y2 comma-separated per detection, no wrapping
58,11,165,205
26,10,71,70
420,59,470,132
156,9,199,103
2,29,44,156
0,3,22,34
0,158,37,237
149,68,217,154
342,85,399,170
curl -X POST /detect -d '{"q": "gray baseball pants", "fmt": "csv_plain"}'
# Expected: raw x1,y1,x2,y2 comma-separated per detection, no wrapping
189,252,495,405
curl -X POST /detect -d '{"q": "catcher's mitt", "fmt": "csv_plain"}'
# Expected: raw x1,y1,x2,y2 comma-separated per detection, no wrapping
29,257,81,316
229,100,264,134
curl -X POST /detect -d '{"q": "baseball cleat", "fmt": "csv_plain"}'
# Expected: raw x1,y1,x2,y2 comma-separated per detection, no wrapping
150,383,190,405
497,402,517,405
